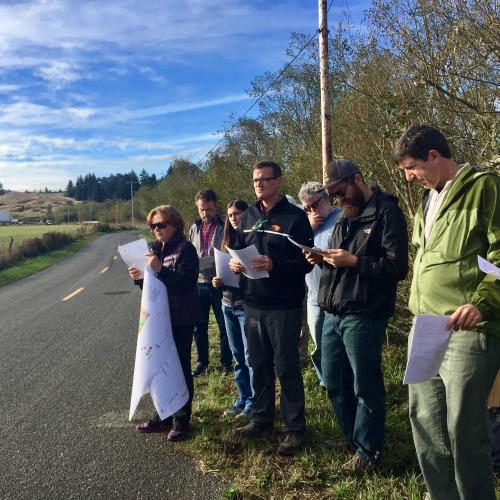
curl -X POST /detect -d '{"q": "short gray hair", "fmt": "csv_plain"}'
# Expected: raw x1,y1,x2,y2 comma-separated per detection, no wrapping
298,181,327,202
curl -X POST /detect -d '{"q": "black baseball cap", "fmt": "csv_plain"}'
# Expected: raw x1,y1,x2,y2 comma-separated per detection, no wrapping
324,159,361,189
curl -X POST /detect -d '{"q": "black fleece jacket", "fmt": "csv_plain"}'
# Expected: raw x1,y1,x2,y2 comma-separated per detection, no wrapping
317,186,408,319
234,196,313,309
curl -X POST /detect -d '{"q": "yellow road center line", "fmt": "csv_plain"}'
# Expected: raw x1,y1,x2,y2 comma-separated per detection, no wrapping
62,287,85,302
100,266,109,273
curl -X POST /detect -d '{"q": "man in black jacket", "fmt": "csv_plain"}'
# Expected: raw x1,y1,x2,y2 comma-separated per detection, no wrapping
230,161,314,456
305,159,408,474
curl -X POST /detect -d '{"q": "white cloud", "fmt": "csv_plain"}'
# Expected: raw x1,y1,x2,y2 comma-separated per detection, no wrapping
35,61,82,89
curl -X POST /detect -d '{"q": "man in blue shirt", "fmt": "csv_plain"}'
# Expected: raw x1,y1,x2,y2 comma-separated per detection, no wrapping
298,181,340,385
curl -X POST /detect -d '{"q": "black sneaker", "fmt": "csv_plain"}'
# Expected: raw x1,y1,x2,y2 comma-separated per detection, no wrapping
192,363,208,377
234,421,273,437
277,432,304,456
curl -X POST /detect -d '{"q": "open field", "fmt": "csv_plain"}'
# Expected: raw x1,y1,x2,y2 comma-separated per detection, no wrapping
0,224,87,252
0,191,76,220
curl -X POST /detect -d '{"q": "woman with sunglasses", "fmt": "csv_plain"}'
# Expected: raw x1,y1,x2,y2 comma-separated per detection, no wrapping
128,205,200,441
212,200,255,420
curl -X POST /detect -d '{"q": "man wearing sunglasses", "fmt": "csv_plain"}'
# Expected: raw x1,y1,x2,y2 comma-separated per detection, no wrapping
305,159,408,475
298,181,341,386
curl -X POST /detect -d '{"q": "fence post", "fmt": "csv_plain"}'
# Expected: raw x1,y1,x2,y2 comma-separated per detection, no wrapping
8,237,14,255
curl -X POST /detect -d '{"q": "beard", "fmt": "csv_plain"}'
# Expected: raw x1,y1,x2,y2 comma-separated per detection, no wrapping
341,183,366,218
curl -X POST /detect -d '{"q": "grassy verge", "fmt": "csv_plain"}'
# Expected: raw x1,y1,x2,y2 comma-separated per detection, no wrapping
0,236,95,287
163,314,500,499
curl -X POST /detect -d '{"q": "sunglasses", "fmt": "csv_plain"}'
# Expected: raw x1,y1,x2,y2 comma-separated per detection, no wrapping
329,182,350,199
303,197,323,213
149,222,169,231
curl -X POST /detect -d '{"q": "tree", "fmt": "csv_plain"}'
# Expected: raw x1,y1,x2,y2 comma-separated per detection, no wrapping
66,180,76,197
0,182,4,195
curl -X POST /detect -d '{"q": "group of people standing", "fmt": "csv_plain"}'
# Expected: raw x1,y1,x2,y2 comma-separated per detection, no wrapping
127,123,500,500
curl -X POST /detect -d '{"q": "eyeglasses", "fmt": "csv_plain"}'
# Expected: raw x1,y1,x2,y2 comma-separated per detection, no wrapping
303,198,323,213
253,176,277,184
329,182,349,199
150,222,169,231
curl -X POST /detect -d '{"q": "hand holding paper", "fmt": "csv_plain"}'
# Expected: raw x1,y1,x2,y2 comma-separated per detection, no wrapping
403,314,452,385
226,245,269,279
214,248,239,288
118,239,149,278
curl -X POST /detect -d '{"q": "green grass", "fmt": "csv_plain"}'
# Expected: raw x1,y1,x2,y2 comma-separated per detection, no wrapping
0,224,85,251
0,236,94,286
158,314,500,499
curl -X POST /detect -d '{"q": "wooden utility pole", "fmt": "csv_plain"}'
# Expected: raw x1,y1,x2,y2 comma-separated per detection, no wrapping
319,0,332,182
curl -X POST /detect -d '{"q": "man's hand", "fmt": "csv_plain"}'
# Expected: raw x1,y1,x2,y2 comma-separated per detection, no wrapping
128,266,143,280
308,212,324,232
447,304,483,331
146,251,162,273
251,255,273,272
212,276,223,288
229,258,245,273
322,249,358,268
303,250,324,265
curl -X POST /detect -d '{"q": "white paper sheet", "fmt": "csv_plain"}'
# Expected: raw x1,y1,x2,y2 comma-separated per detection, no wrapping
214,248,240,288
286,236,326,256
403,314,452,385
226,245,269,279
478,255,500,280
118,239,149,276
129,268,189,420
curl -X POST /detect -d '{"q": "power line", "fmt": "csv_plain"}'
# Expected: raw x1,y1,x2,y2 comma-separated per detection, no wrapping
202,0,335,161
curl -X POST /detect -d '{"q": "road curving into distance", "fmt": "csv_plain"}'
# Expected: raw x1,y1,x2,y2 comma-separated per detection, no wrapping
0,231,228,499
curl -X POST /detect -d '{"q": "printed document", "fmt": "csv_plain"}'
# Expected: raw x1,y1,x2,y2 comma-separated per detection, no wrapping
226,245,269,279
118,239,149,276
129,268,189,420
287,236,326,256
214,248,239,288
478,255,500,280
403,314,452,385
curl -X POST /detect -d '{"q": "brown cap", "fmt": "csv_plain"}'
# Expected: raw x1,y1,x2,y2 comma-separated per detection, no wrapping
324,159,361,188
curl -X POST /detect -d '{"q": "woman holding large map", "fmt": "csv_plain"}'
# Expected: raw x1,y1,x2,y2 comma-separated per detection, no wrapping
128,205,200,441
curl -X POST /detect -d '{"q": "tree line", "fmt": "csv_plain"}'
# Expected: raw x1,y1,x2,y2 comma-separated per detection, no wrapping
65,169,158,202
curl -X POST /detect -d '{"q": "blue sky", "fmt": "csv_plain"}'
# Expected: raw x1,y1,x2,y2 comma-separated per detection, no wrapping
0,0,369,191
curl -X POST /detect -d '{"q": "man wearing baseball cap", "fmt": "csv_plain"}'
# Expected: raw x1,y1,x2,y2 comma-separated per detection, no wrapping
305,159,408,474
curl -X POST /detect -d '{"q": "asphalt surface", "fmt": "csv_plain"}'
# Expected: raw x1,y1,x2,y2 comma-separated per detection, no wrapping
0,232,228,499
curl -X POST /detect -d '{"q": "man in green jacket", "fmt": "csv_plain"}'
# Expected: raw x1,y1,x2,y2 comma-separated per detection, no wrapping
395,123,500,500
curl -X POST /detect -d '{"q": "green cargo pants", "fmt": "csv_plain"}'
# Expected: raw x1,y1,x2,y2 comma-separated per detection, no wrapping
408,327,500,500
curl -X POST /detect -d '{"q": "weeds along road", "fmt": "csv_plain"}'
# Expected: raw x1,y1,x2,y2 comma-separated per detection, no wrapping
0,231,227,500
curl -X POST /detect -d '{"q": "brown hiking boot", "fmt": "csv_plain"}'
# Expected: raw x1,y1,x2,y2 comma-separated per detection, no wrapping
277,432,304,456
234,421,273,437
341,453,376,476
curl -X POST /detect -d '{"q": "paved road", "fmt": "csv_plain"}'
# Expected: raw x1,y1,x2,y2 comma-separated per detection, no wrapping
0,232,228,499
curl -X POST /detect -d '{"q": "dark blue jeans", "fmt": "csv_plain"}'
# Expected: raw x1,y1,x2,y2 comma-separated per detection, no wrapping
194,283,232,368
321,312,387,462
222,303,254,411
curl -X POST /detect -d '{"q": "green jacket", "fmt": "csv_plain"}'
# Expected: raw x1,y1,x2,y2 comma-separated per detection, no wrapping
409,165,500,337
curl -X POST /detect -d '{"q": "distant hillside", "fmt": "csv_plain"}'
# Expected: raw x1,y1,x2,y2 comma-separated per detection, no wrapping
0,192,77,220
